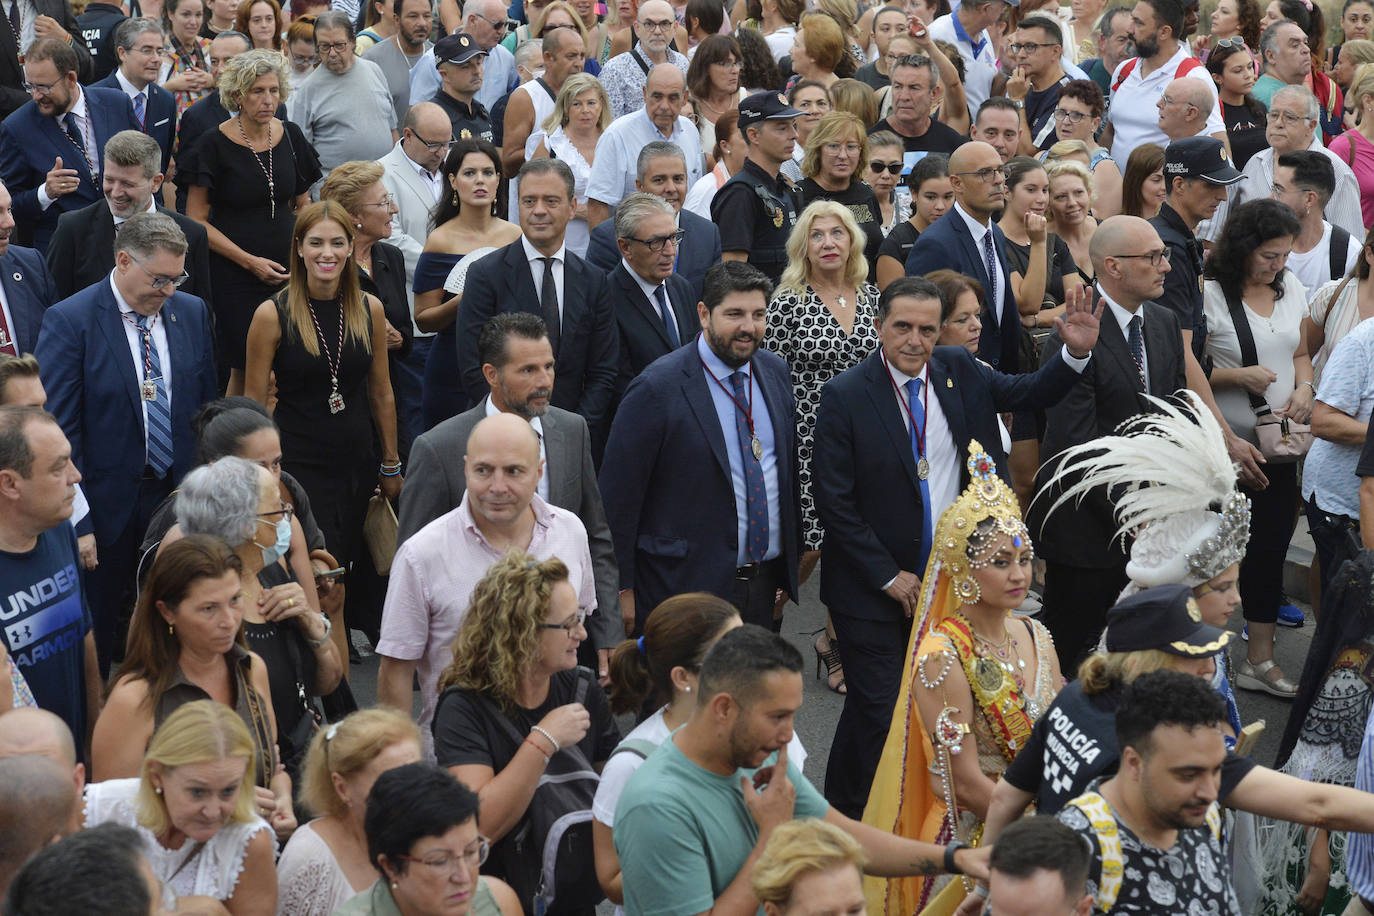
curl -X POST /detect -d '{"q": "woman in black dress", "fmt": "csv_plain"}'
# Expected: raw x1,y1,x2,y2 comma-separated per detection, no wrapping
185,48,321,391
243,200,402,665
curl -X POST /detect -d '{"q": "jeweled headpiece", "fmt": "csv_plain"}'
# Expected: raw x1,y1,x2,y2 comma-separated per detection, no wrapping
933,440,1030,604
1041,391,1251,587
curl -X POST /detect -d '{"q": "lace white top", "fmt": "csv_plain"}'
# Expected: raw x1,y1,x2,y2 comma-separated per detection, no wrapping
544,127,591,257
276,821,364,916
84,778,271,902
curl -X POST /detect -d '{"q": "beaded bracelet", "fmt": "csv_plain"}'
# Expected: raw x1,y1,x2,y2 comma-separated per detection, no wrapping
530,725,560,753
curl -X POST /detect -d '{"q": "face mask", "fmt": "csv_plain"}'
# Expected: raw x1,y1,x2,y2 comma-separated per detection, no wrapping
258,517,292,566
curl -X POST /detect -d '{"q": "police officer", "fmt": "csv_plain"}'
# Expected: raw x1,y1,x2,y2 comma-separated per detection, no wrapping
428,32,494,144
77,0,128,83
1151,136,1240,367
712,91,803,284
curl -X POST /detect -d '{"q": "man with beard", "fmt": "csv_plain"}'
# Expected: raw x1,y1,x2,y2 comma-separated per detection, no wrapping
377,410,600,760
1057,670,1239,913
361,0,434,129
1100,0,1224,168
614,625,988,916
395,311,619,675
599,261,801,635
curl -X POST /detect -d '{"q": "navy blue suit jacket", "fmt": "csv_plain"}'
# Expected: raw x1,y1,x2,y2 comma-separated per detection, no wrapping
598,341,802,627
813,346,1080,622
93,72,175,172
605,262,696,394
904,209,1020,373
35,281,217,545
584,207,722,301
0,87,139,252
456,239,619,449
0,244,56,353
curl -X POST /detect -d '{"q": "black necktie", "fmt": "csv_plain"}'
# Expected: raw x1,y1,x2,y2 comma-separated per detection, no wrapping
1128,314,1146,392
62,112,92,174
539,256,561,353
6,1,19,49
654,284,680,348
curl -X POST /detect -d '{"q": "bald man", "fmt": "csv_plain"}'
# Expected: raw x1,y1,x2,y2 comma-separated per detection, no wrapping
586,64,705,229
0,707,85,815
0,754,78,896
1157,77,1215,142
376,413,598,760
1028,215,1187,671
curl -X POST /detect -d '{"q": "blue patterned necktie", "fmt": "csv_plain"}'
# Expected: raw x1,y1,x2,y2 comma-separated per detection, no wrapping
729,370,768,564
981,229,999,320
133,91,146,130
1128,314,1146,391
136,313,174,476
654,284,680,348
905,377,933,573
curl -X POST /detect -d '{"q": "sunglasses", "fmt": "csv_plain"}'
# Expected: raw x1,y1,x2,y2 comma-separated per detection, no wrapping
870,160,903,175
1213,36,1248,50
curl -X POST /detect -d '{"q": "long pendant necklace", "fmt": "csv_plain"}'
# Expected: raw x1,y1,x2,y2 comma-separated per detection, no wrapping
972,625,1025,691
306,297,347,414
237,117,277,220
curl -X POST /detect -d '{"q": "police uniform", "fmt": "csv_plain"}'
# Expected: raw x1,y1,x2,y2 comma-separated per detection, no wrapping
1149,137,1242,366
429,33,495,145
711,91,803,284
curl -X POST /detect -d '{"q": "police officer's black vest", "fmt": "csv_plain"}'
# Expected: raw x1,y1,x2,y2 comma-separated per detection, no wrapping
730,166,801,281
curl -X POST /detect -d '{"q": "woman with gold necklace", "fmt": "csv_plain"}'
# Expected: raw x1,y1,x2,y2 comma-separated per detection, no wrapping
862,442,1062,915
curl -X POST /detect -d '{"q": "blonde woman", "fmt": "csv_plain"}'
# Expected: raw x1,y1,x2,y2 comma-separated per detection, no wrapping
84,700,278,914
431,552,619,915
532,73,610,256
275,709,423,916
764,200,879,694
799,110,883,277
1045,159,1098,285
752,820,867,916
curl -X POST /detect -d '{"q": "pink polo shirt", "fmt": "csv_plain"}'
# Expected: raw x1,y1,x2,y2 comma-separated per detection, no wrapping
377,492,596,760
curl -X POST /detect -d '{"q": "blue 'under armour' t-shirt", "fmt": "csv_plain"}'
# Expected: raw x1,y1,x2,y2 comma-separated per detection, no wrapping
0,523,91,739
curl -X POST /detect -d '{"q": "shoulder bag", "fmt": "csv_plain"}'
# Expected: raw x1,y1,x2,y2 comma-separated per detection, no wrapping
1219,285,1312,462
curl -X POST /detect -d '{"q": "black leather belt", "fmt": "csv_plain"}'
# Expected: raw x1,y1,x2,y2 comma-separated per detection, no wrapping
735,561,773,580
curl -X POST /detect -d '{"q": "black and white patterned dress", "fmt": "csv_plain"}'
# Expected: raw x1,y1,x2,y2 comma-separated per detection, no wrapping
763,282,880,551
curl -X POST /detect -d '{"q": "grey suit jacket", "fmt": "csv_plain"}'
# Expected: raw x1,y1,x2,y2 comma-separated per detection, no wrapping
397,401,621,649
377,139,437,317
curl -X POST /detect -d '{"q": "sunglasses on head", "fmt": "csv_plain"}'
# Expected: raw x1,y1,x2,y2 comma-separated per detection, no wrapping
1214,36,1247,49
870,160,903,174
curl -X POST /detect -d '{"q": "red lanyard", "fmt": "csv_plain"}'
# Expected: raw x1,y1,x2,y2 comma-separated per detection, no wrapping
121,310,158,380
882,350,927,457
701,356,756,438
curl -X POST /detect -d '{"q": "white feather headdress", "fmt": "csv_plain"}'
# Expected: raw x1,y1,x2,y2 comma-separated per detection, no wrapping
1040,391,1251,586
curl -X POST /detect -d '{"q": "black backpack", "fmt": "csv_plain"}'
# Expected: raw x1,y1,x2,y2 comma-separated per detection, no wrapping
445,667,604,916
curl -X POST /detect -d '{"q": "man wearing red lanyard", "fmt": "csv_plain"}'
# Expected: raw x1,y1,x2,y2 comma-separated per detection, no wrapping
599,260,802,636
811,275,1102,819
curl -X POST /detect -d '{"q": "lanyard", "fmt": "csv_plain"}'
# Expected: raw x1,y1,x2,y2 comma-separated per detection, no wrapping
882,350,926,458
701,356,756,438
121,310,158,380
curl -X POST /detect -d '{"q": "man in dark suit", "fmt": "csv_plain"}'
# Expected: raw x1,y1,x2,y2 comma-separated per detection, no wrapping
600,260,801,633
45,130,210,306
904,140,1023,373
812,276,1103,818
583,140,722,300
397,312,621,674
0,179,57,356
0,0,91,121
603,192,696,394
35,211,217,673
95,19,175,171
1029,214,1187,671
0,38,136,252
456,157,618,453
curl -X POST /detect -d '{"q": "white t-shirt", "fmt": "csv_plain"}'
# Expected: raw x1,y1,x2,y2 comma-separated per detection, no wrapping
1107,45,1224,167
765,26,796,62
1284,222,1362,298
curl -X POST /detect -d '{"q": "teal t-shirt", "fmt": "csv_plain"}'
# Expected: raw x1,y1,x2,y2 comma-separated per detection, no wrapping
1252,73,1285,108
614,737,830,916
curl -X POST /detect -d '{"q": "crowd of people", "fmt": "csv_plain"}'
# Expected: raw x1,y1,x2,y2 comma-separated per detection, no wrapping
10,0,1374,911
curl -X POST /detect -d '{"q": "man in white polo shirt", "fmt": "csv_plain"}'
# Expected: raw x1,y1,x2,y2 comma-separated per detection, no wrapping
927,0,1008,117
1102,0,1224,167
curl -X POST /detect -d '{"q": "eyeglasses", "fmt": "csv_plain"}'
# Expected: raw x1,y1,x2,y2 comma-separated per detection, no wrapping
870,160,903,174
1266,109,1310,124
472,12,510,31
712,58,742,68
1110,248,1172,266
539,609,589,636
822,141,861,154
639,17,675,31
409,128,455,152
1158,93,1195,109
129,254,191,289
132,44,164,56
1213,36,1248,49
317,40,351,54
257,505,294,523
1052,107,1090,123
1009,40,1056,53
626,229,685,252
21,79,60,96
363,192,397,208
398,838,491,874
955,165,1006,182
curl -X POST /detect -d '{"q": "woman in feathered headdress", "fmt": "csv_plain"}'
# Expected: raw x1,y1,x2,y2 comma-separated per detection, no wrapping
861,441,1063,915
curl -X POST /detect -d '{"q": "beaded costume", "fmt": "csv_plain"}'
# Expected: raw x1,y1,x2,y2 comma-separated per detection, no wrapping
862,442,1058,915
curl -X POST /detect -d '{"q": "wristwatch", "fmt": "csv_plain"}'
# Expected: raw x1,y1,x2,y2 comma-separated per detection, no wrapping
1008,98,1024,109
944,841,970,875
306,612,332,650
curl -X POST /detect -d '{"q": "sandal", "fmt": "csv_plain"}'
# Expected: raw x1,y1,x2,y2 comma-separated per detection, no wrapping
1234,657,1297,698
812,629,846,695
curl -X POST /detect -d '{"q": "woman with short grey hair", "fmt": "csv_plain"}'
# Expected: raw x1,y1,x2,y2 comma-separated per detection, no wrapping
174,456,343,780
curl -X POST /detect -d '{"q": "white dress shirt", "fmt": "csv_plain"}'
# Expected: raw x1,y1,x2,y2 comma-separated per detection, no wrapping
407,149,443,203
110,274,173,435
483,394,549,502
883,358,960,529
521,235,566,321
621,257,677,333
951,201,1008,317
38,89,95,210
